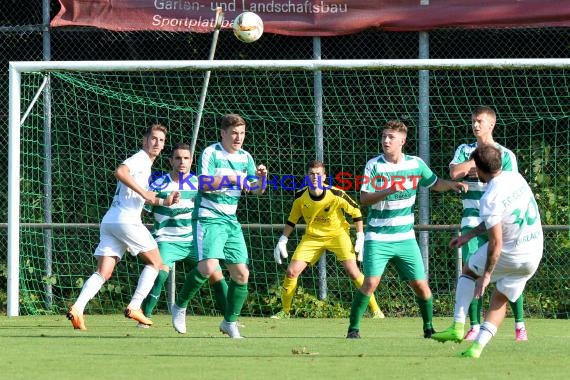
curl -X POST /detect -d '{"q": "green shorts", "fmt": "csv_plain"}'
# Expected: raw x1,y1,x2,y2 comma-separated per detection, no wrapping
194,218,249,265
157,241,196,268
460,226,489,262
362,239,426,281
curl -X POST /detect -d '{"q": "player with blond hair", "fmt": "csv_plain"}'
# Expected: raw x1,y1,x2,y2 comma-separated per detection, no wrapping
433,144,543,358
449,106,528,341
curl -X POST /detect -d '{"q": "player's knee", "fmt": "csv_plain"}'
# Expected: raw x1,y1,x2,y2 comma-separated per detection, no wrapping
228,264,249,283
95,271,111,282
208,270,224,284
461,264,479,277
286,268,302,278
232,273,249,284
286,260,307,278
343,264,361,280
148,259,163,270
410,280,431,298
460,272,477,281
139,248,163,268
360,278,379,294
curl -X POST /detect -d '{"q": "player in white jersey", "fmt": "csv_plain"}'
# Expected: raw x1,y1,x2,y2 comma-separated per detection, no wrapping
346,120,467,339
67,123,179,330
171,113,268,339
137,143,228,331
433,144,543,358
449,106,528,341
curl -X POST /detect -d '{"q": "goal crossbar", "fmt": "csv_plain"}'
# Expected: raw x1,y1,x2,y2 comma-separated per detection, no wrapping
10,58,570,73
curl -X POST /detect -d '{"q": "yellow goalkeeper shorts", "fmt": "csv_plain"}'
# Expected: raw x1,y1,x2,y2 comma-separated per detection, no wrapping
291,230,355,265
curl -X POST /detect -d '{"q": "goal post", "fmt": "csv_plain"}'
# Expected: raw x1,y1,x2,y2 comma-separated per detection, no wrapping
7,64,22,317
8,58,570,318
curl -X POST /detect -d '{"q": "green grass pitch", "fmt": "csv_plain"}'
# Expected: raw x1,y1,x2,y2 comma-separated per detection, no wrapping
0,315,568,379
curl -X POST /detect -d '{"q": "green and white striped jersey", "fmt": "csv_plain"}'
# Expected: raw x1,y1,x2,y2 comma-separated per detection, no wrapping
449,142,518,229
151,173,197,243
362,154,438,242
195,142,257,220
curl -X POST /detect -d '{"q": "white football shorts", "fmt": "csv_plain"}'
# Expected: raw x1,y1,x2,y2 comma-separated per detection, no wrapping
94,222,157,259
467,242,541,302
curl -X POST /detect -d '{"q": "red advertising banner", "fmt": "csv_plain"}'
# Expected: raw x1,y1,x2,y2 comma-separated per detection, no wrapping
51,0,570,35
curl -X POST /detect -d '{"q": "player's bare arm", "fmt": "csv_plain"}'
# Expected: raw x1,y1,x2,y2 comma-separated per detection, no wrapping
280,223,295,239
449,160,477,180
249,164,268,195
115,164,179,206
474,223,503,298
449,221,486,248
198,165,266,194
114,164,157,204
431,178,468,193
198,173,248,192
360,187,399,205
483,223,503,275
163,190,180,206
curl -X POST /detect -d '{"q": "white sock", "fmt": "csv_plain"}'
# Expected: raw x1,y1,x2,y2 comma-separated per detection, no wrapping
73,272,106,314
476,321,497,348
128,265,159,310
515,322,526,330
453,275,476,323
470,324,481,332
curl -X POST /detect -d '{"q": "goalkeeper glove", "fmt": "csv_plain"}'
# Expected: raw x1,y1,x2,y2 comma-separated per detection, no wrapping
355,232,365,262
274,235,289,264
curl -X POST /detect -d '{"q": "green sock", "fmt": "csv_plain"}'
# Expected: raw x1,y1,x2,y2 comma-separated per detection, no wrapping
510,294,525,323
416,296,433,330
348,290,370,332
176,268,208,308
224,280,248,322
476,297,483,324
468,297,482,326
142,269,169,317
212,278,228,314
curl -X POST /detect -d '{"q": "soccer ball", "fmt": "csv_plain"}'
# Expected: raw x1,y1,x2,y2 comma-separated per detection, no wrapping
233,12,263,43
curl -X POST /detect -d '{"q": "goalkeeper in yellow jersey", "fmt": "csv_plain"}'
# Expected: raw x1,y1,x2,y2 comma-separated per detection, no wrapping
271,161,384,319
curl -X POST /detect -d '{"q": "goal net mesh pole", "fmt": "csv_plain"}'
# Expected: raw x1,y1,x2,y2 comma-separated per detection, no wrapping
8,59,570,318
